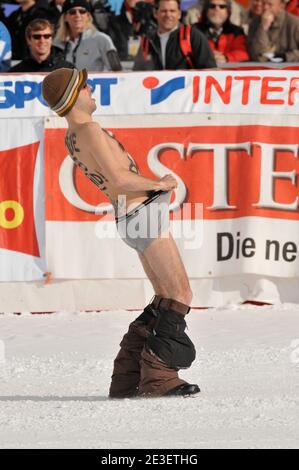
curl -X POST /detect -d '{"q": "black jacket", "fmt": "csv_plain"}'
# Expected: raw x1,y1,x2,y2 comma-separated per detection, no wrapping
46,1,63,31
7,3,53,60
9,46,74,73
108,4,135,60
133,24,217,70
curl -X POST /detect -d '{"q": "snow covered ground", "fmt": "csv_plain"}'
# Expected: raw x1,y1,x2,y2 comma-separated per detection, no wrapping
0,304,299,449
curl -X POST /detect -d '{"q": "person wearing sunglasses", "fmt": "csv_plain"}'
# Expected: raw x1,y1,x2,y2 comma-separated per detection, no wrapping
9,18,74,72
6,0,53,61
42,66,200,398
53,0,122,71
185,0,245,27
196,0,249,64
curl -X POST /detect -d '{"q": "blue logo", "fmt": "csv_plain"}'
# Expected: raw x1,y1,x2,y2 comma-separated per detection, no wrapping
143,76,186,105
89,78,118,106
0,77,118,109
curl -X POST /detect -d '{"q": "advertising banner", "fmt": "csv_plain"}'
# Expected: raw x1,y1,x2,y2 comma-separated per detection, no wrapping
44,114,299,279
0,118,46,281
2,69,299,118
1,71,299,283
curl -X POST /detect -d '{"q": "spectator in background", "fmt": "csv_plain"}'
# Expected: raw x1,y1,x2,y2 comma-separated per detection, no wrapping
90,0,114,34
47,0,66,30
107,0,158,61
196,0,249,64
133,0,216,70
248,0,299,62
242,0,263,34
108,0,141,60
9,18,73,72
6,0,51,60
185,0,245,26
0,21,12,71
53,0,122,70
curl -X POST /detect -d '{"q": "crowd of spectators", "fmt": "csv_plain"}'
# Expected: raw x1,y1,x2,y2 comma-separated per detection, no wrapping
1,0,299,73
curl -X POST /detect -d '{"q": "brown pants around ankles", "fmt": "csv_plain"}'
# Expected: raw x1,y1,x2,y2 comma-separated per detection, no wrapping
137,298,195,397
138,346,186,397
109,296,196,398
109,296,161,398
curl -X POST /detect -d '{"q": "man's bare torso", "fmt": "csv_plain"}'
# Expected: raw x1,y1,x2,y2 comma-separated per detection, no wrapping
65,122,150,214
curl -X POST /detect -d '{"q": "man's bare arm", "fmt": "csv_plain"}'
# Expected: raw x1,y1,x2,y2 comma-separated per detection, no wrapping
87,123,177,192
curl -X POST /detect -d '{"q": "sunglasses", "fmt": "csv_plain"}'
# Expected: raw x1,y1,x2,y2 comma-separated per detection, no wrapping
208,4,228,9
31,33,53,40
67,8,87,15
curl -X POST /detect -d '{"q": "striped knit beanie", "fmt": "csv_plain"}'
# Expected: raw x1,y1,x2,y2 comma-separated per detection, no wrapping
42,68,87,117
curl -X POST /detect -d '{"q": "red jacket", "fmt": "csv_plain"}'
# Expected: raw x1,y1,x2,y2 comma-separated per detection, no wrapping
196,21,249,63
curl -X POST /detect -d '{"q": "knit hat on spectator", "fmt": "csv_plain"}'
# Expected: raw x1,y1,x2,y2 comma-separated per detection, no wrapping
62,0,92,14
42,68,87,117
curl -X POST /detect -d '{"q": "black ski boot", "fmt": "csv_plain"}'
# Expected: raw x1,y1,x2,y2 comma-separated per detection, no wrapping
164,383,200,397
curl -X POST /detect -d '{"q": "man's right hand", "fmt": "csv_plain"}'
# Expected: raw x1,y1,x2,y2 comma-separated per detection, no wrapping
156,174,178,191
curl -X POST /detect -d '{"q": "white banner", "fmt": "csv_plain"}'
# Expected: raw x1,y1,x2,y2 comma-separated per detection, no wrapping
46,217,299,279
2,69,299,118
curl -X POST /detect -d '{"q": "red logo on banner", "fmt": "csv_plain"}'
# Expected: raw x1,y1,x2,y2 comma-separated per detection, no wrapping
0,142,40,257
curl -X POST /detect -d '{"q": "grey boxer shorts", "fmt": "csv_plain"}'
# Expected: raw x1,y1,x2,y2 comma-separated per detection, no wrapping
115,190,171,254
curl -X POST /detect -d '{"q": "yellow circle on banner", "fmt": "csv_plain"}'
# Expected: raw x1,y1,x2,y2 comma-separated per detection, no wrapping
0,200,24,229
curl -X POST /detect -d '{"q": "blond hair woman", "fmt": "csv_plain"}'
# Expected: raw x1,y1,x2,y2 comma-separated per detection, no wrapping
53,0,121,71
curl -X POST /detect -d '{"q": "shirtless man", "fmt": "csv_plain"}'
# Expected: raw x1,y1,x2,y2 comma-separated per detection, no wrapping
42,67,200,397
